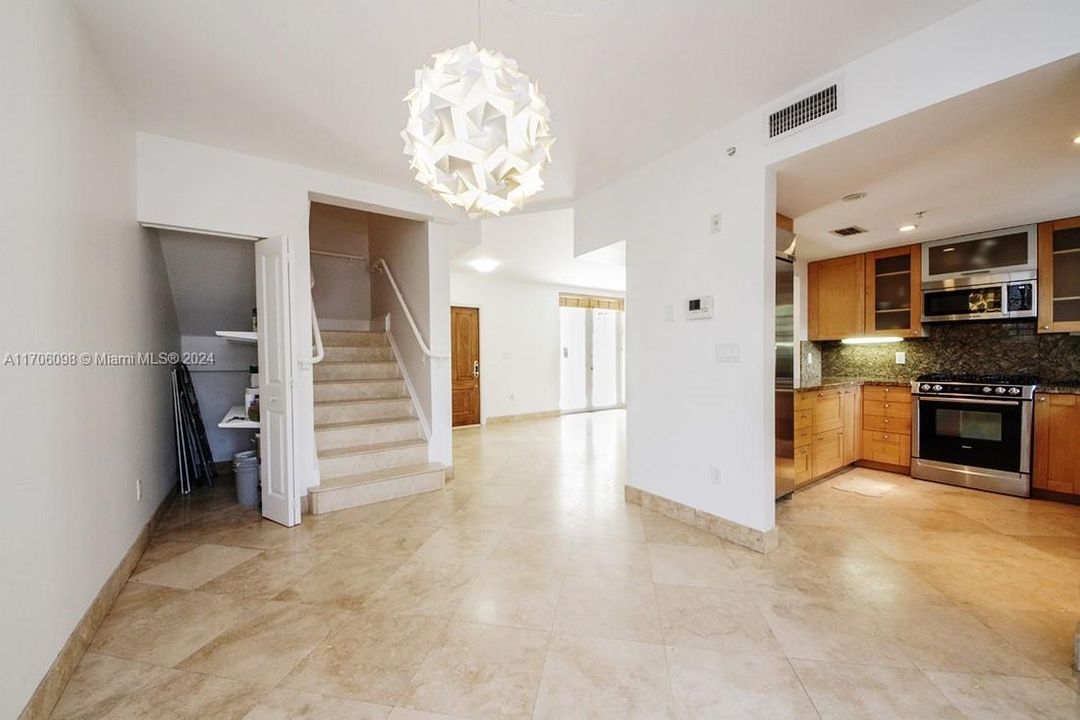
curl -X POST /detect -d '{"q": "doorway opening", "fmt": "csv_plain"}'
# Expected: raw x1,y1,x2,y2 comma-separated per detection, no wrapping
559,293,625,413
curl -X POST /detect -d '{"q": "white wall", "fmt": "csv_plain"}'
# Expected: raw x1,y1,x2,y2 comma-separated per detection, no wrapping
136,134,466,494
575,0,1080,535
0,2,180,716
310,202,371,323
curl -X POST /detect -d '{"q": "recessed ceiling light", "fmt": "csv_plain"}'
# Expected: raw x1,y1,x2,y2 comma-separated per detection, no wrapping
1074,135,1080,145
841,192,866,202
898,224,917,232
468,258,500,273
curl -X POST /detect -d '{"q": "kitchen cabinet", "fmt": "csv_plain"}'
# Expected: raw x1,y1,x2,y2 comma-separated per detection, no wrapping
808,254,865,341
795,384,861,484
864,245,923,338
1037,217,1080,334
859,385,912,469
1033,393,1080,496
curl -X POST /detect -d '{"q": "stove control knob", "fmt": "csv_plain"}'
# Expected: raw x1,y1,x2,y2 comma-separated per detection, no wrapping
932,384,943,392
920,384,931,392
995,386,1007,395
983,386,993,394
1008,387,1021,395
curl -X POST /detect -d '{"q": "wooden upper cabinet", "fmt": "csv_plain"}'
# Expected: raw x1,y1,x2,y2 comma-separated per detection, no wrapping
864,244,923,338
1037,217,1080,334
1033,393,1080,496
808,254,865,341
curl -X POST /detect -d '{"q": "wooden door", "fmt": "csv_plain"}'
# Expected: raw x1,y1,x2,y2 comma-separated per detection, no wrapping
808,254,865,341
1033,393,1080,495
451,307,481,426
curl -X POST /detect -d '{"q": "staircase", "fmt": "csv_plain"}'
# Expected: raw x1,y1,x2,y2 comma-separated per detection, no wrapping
307,330,445,515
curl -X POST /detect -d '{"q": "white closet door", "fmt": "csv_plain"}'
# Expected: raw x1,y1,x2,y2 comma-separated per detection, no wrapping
255,234,298,526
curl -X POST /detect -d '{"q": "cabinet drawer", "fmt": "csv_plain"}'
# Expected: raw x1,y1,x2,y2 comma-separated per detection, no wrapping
863,398,912,420
862,414,910,433
862,430,911,467
795,425,813,448
812,389,844,432
795,409,813,429
794,446,812,485
863,385,911,404
795,392,814,413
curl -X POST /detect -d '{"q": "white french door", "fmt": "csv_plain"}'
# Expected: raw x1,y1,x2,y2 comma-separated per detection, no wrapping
560,306,624,412
255,234,298,527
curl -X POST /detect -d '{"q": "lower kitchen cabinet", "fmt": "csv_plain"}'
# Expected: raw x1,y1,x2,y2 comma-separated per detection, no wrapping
861,430,911,467
858,385,912,471
795,384,860,485
1033,393,1080,497
812,427,844,478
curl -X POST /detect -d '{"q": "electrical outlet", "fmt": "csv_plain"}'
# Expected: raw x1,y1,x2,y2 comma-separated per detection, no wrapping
895,351,906,365
709,465,723,486
136,478,143,502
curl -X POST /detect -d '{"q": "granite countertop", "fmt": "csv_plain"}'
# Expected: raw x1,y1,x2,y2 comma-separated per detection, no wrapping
1035,384,1080,395
796,377,912,391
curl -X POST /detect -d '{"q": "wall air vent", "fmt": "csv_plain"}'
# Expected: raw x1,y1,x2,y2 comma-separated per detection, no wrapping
765,82,842,142
831,225,867,237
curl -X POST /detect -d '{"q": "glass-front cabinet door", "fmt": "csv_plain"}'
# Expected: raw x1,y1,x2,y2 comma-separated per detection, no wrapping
1038,217,1080,334
864,244,923,337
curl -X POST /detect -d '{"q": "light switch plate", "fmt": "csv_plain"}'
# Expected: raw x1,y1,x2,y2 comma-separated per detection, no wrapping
895,351,906,365
715,343,741,363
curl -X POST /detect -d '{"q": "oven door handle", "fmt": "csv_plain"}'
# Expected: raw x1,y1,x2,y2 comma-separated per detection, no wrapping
915,396,1022,406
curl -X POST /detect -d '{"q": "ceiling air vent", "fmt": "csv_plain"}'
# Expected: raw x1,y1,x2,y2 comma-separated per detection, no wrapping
765,82,841,141
831,225,867,237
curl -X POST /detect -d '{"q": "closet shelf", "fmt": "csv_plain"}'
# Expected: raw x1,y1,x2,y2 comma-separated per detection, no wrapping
215,330,257,344
218,405,258,429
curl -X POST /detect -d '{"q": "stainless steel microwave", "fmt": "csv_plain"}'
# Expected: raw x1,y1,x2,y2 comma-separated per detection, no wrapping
921,225,1037,285
922,278,1037,322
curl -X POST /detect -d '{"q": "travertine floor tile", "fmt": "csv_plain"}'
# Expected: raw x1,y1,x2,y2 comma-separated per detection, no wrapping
199,549,322,600
533,634,677,720
565,537,651,578
239,688,391,720
130,543,260,589
100,667,267,719
410,525,502,567
178,601,348,684
665,647,818,720
131,540,200,574
654,584,782,654
273,554,401,610
455,564,563,630
647,542,743,589
554,573,662,643
484,530,574,573
89,583,255,666
362,561,477,618
792,659,964,719
50,653,170,720
282,612,446,705
925,671,1080,720
400,621,549,719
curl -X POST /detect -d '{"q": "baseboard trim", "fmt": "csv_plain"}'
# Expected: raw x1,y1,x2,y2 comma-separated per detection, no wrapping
484,409,562,425
624,485,779,554
18,484,178,720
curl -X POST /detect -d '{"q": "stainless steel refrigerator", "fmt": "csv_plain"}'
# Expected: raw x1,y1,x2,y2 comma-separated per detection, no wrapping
775,235,796,499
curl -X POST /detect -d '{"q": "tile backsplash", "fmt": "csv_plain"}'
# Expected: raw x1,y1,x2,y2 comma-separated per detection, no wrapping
808,320,1080,384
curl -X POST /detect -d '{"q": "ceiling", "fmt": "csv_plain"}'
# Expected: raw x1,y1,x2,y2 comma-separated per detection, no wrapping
778,53,1080,261
74,0,977,207
453,208,625,291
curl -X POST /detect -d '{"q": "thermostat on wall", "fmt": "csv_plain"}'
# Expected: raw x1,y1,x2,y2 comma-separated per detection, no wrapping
685,296,714,319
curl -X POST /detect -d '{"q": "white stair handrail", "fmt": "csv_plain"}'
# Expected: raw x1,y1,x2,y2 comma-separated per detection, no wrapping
310,274,325,365
371,258,449,359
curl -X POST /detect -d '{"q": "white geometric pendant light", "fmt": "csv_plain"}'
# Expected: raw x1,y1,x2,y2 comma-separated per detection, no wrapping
401,41,554,218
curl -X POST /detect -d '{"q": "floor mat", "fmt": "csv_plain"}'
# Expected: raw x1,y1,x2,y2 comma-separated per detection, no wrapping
831,477,896,497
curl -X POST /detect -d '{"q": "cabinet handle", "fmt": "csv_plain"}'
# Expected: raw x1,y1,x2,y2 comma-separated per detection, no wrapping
1041,325,1050,330
885,403,890,408
1036,397,1046,402
818,393,824,398
883,434,889,439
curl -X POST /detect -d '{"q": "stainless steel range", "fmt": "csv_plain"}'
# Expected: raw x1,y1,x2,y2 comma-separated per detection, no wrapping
910,373,1037,497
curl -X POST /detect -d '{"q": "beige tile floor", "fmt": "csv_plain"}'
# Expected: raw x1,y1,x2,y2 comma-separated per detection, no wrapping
50,410,1080,719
